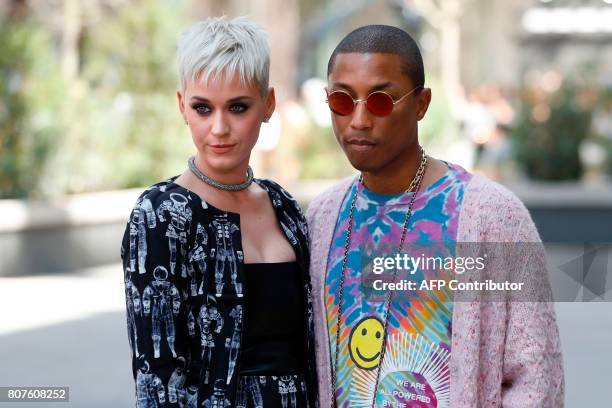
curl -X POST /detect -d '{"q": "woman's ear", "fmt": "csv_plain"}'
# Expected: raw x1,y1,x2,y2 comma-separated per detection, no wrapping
177,89,186,122
264,87,276,122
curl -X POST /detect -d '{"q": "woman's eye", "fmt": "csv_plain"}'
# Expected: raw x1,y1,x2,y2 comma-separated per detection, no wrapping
193,105,211,115
229,104,249,113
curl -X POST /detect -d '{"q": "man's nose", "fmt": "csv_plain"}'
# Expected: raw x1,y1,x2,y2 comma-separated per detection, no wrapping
349,100,373,130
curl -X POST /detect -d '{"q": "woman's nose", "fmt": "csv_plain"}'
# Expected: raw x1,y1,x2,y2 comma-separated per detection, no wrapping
211,112,230,137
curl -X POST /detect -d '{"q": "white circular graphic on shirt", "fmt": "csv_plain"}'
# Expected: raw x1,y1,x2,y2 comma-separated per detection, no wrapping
352,332,451,408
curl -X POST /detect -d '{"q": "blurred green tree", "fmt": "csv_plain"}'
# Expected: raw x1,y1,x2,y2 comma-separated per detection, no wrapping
0,15,65,199
512,84,594,181
52,0,190,193
0,0,191,198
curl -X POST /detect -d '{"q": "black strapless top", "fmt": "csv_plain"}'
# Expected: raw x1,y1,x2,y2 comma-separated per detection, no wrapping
238,261,306,375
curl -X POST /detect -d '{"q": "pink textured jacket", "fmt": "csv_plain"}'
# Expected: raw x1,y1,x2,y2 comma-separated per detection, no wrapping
306,173,564,407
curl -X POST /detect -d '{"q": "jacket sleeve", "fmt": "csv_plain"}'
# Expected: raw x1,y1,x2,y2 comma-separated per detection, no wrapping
305,193,323,248
121,193,191,407
500,202,564,407
305,203,316,248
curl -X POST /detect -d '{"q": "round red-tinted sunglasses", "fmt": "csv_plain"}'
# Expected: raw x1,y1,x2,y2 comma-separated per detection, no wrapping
326,85,422,117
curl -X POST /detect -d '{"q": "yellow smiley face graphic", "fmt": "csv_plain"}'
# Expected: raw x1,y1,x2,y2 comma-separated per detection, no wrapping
349,316,384,370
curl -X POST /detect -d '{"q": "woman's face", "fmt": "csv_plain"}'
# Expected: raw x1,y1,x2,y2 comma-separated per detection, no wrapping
177,73,275,177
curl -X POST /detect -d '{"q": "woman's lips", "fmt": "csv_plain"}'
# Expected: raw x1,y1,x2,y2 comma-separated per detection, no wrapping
209,144,236,154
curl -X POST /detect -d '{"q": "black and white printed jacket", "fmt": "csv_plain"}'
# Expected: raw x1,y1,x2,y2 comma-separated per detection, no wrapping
121,175,318,407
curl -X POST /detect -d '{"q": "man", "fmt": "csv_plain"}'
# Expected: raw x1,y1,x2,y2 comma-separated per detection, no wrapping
306,25,563,407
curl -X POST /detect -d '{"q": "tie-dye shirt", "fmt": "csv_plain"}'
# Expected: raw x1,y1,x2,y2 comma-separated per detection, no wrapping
325,162,472,408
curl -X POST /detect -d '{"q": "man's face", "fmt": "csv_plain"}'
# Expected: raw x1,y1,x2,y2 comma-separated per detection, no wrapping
327,53,431,174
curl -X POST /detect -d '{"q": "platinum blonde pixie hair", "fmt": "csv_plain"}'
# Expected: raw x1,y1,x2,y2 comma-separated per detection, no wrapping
177,16,270,97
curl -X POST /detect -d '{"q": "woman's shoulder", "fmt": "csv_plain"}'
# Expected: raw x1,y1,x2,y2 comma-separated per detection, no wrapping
256,177,291,195
131,176,207,212
256,178,298,203
255,178,305,216
133,177,174,201
125,177,209,244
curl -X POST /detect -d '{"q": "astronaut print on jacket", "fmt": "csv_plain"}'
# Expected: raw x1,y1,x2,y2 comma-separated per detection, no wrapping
122,176,318,407
235,375,310,408
128,197,156,275
143,266,181,359
210,214,243,298
136,359,166,407
156,193,192,277
199,304,223,385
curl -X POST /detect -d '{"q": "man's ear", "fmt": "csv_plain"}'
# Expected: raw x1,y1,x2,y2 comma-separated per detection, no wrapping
416,87,432,121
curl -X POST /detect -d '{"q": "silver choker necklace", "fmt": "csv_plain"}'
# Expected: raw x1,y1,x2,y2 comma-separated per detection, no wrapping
188,156,254,191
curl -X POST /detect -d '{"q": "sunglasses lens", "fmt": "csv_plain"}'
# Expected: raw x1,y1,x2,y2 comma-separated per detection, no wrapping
327,92,354,116
366,92,394,116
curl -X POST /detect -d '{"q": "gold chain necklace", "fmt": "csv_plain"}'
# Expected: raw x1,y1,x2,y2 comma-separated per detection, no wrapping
330,148,428,408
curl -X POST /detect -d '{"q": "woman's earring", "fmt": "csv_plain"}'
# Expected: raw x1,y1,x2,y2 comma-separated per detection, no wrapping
184,119,188,125
263,117,269,123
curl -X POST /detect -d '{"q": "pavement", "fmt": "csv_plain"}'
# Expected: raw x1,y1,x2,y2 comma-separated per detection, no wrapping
0,264,610,407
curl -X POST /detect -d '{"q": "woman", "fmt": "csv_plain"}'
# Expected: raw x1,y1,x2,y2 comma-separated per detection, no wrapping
121,16,318,407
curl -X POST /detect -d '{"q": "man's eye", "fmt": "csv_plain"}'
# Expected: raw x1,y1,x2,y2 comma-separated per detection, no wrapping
193,105,211,114
229,104,249,113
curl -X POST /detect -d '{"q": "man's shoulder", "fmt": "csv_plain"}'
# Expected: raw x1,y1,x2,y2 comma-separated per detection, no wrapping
465,173,528,215
462,173,537,241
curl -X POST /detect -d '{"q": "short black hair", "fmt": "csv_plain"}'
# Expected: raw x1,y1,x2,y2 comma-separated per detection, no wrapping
327,25,424,88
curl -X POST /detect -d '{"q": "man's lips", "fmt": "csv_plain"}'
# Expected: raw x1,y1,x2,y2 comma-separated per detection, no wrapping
345,138,376,151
